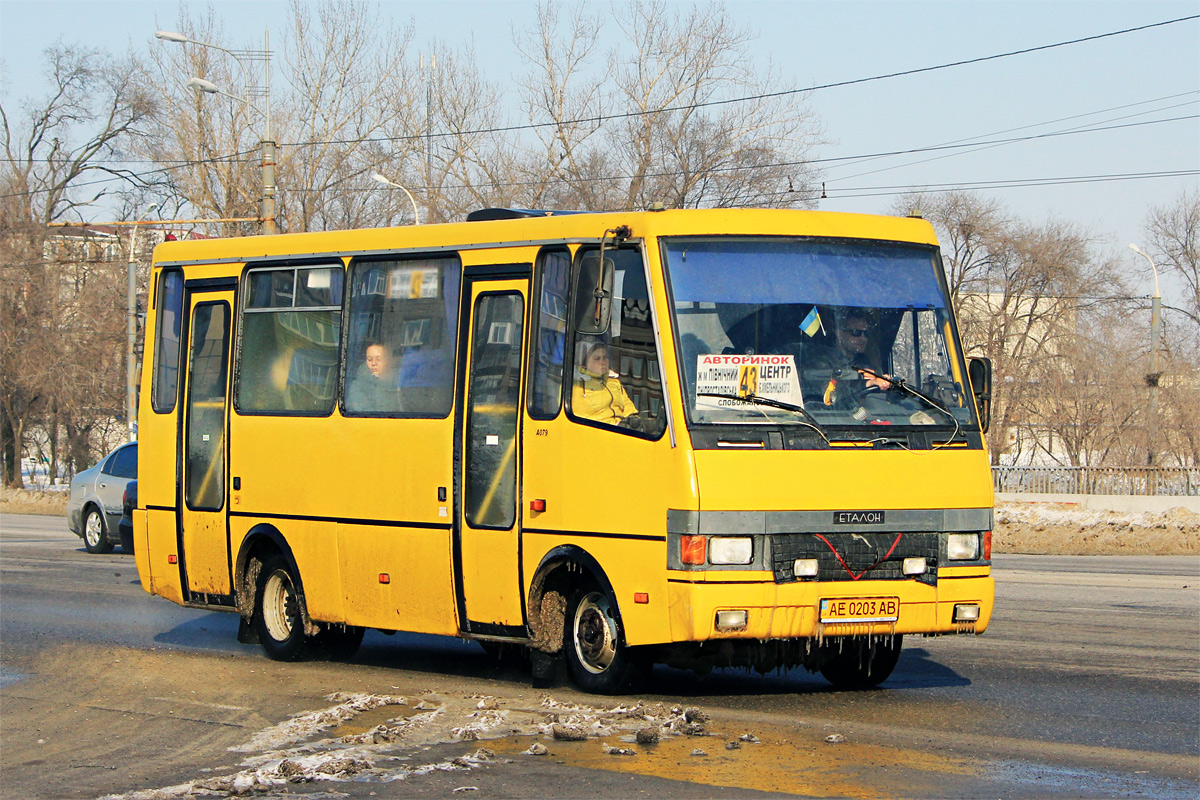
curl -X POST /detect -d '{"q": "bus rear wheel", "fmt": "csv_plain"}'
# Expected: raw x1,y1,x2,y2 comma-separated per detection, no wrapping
564,586,640,694
820,635,903,689
254,554,311,661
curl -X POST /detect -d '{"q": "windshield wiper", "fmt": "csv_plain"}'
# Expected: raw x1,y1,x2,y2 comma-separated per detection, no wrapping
855,369,963,443
697,392,829,442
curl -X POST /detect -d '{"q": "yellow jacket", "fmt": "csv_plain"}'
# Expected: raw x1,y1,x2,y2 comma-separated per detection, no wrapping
572,371,638,424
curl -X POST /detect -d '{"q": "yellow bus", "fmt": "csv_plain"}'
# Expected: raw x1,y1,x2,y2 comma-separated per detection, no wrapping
134,207,995,693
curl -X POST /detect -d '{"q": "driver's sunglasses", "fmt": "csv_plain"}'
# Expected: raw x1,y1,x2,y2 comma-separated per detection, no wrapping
843,327,871,337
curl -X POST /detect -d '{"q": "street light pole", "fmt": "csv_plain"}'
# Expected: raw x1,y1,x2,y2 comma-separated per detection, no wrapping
1129,244,1163,468
127,204,158,443
370,172,421,225
158,29,274,234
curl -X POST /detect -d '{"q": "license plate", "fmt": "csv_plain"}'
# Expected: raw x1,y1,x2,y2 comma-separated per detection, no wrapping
820,596,900,623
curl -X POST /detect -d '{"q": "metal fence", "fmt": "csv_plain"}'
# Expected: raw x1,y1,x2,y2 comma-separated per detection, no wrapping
993,466,1199,496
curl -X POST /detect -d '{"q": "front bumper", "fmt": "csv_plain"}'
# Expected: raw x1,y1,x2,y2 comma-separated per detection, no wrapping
666,566,993,641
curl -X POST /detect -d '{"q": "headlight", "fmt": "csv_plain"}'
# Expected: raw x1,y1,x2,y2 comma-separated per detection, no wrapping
709,537,753,565
947,533,980,561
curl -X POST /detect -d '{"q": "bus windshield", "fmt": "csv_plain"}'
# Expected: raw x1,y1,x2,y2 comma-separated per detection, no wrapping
663,237,977,431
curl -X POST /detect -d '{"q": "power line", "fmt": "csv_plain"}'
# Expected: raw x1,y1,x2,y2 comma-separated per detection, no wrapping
5,17,1196,203
276,14,1200,148
282,115,1198,194
820,169,1200,201
826,94,1200,181
8,109,1194,205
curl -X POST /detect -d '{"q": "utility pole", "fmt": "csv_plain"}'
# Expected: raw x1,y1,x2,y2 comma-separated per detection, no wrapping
127,205,158,442
421,52,435,223
259,29,276,235
1129,244,1162,469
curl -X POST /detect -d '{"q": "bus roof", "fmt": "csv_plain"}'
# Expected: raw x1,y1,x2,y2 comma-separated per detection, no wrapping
151,207,939,265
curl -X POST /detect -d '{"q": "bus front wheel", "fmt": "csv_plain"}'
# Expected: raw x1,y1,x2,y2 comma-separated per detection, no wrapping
819,635,903,689
564,586,640,694
254,554,311,661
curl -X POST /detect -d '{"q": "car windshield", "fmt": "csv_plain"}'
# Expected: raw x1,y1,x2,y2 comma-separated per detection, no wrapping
662,237,977,432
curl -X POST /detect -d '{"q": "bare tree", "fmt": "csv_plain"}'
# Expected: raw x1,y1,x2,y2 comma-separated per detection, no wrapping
281,0,422,231
1143,188,1200,329
898,190,1136,465
516,0,823,211
1,45,154,486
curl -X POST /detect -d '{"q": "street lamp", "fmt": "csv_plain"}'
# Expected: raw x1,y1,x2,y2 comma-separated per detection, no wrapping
157,30,276,235
127,203,158,443
371,172,421,225
1129,243,1163,468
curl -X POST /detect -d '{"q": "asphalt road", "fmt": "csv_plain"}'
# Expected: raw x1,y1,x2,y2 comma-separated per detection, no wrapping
1,513,1197,799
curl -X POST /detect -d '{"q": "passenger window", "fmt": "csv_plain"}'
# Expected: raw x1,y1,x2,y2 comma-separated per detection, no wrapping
237,265,343,414
567,247,665,437
344,256,461,417
152,270,184,413
529,249,570,419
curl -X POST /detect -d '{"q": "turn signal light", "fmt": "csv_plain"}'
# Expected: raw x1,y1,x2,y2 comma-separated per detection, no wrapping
983,530,993,560
681,535,706,565
167,554,178,564
379,573,391,584
634,592,649,604
529,499,546,512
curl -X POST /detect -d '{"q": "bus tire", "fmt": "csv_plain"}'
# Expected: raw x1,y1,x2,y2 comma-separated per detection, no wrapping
253,554,311,661
820,635,903,689
83,507,113,554
564,585,639,695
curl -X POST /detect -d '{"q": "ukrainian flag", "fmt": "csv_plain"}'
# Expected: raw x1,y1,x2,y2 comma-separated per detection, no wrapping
800,307,823,337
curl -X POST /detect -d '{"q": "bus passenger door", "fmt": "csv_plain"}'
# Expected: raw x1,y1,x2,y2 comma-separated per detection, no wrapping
178,291,234,599
455,277,528,636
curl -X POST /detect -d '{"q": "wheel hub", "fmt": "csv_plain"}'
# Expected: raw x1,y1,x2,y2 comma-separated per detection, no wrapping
573,593,616,674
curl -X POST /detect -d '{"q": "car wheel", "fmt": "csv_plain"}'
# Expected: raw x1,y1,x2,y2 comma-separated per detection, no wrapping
819,635,903,689
563,584,642,694
83,507,113,554
253,554,312,661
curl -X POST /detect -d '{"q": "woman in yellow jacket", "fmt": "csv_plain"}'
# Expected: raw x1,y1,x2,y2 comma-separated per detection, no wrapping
572,342,638,425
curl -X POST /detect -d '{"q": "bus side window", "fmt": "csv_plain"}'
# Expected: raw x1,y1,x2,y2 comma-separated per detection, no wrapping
566,247,665,437
152,269,184,413
529,249,570,419
237,265,343,415
344,256,461,418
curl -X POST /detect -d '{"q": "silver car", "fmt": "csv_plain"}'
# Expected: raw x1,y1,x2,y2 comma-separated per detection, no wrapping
66,442,137,554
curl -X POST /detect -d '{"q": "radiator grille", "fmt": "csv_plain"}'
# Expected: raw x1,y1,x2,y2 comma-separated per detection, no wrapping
771,532,939,584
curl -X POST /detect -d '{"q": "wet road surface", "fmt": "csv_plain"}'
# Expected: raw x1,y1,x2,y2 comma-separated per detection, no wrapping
1,514,1197,799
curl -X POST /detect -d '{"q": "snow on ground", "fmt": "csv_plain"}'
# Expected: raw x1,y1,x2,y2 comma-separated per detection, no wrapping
97,692,727,799
994,501,1199,555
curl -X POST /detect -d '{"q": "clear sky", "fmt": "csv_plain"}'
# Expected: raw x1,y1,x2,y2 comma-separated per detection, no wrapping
2,0,1197,302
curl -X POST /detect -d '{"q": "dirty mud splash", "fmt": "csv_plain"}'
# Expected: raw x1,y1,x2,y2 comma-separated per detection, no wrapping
96,689,1199,799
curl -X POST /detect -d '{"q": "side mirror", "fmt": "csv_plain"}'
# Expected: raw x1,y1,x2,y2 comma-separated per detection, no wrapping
967,356,992,433
574,253,614,335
